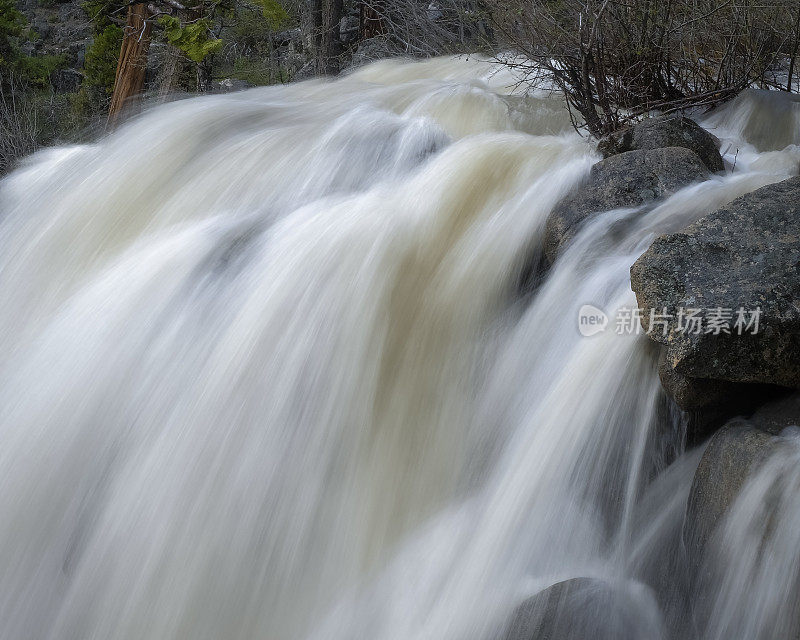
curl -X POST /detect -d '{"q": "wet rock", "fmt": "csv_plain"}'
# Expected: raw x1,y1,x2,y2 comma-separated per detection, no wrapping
598,115,724,172
657,347,790,442
684,423,780,556
744,392,800,434
502,577,663,640
683,393,800,556
656,348,738,412
544,147,709,263
685,394,800,639
345,37,404,70
630,176,800,414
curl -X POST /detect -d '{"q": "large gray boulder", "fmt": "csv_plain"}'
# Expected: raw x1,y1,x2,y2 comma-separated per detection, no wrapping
502,578,663,640
684,424,781,556
543,147,709,263
631,176,800,413
684,394,800,639
684,393,800,556
598,115,725,173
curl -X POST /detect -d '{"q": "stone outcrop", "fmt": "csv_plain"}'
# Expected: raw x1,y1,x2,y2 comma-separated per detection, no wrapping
630,176,800,414
598,115,725,173
502,578,662,640
684,393,800,556
543,147,709,264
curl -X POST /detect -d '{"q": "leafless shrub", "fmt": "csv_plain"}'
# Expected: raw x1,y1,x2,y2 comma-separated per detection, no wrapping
483,0,800,137
0,75,41,174
360,0,492,57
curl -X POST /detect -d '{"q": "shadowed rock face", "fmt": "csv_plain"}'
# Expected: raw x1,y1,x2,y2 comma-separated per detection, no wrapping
655,350,789,443
685,395,800,557
685,424,780,558
598,115,725,173
502,577,663,640
684,395,800,640
544,147,709,264
631,176,800,412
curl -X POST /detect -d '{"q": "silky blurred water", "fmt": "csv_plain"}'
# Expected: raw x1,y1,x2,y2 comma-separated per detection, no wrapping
0,57,798,640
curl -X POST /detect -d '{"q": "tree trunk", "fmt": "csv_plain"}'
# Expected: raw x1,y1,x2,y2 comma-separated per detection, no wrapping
190,1,214,93
787,5,800,92
312,0,324,72
579,49,603,138
314,0,343,76
359,2,386,40
197,57,213,93
108,3,153,125
321,0,344,75
157,45,189,102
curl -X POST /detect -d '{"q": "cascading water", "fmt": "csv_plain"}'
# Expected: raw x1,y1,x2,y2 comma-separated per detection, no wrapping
0,56,798,640
699,430,800,640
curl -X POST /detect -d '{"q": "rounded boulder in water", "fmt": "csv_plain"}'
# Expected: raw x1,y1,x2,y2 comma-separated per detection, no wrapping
684,393,800,558
502,578,665,640
544,147,710,263
597,115,725,172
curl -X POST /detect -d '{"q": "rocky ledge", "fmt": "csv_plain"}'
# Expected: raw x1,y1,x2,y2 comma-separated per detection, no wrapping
630,176,800,418
598,114,725,173
544,147,709,264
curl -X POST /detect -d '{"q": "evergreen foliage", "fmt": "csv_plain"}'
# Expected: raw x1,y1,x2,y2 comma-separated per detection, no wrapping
83,24,123,92
159,15,223,64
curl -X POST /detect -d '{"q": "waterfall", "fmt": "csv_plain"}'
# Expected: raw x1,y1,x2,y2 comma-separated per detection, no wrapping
0,56,797,640
700,430,800,640
703,88,800,154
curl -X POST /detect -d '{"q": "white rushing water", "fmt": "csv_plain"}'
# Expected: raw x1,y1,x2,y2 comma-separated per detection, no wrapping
701,429,800,640
0,57,798,640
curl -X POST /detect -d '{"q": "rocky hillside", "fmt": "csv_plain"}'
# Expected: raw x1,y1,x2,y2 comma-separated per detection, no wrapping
2,0,418,172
